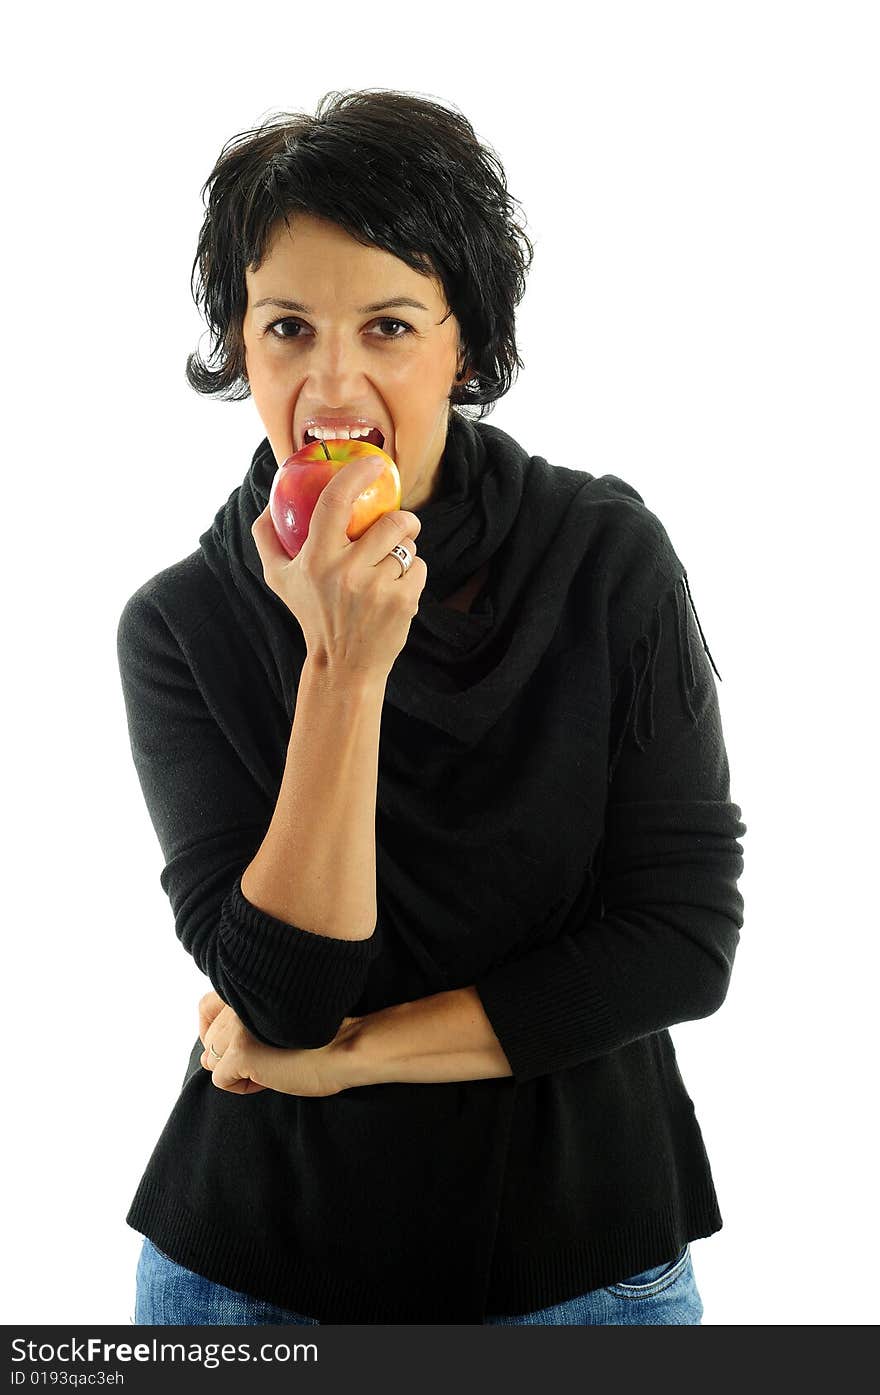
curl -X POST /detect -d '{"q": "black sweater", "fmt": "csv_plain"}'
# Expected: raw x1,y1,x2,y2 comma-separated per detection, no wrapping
116,412,746,1323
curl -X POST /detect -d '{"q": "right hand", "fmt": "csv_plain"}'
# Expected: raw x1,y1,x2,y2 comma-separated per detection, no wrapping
251,455,428,678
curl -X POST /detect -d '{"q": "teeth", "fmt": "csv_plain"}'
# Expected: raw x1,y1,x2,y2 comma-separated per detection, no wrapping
305,426,373,441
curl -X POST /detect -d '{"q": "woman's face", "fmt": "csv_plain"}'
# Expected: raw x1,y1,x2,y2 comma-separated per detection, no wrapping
242,213,469,512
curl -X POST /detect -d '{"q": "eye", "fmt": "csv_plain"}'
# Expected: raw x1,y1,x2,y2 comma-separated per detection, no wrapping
264,316,414,341
373,317,413,339
265,318,306,340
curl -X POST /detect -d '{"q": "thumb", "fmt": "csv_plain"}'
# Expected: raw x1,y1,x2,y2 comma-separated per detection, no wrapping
311,454,386,543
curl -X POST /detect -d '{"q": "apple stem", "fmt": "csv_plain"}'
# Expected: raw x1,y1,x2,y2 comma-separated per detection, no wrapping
319,440,331,460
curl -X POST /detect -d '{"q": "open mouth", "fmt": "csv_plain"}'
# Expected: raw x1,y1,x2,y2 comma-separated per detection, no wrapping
302,426,387,453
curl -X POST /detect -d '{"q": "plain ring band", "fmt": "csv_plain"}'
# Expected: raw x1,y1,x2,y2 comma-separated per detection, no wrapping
389,543,413,578
208,1042,222,1059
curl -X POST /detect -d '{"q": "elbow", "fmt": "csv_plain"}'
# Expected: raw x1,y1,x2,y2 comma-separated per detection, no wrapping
194,892,378,1051
690,928,740,1020
697,970,733,1021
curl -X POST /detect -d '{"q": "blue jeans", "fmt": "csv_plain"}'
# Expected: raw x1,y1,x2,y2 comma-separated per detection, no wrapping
133,1236,703,1325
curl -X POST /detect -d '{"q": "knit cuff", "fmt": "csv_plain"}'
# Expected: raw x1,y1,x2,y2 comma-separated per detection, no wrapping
474,935,623,1084
218,872,381,1007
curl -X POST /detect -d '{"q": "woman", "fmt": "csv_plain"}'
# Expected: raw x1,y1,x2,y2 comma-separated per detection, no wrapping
119,88,746,1326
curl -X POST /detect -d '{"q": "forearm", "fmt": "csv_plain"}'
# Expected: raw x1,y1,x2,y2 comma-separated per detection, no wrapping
339,987,513,1086
240,656,386,940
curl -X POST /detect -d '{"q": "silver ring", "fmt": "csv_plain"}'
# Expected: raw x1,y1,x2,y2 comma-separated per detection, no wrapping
389,543,412,578
208,1042,223,1060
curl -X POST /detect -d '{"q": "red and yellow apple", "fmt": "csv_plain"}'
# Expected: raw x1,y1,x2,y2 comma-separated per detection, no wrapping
269,438,402,559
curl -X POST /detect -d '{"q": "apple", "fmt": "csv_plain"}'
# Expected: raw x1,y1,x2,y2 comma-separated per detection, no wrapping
269,437,402,559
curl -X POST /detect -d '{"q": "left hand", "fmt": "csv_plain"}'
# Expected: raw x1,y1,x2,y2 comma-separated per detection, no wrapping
198,991,362,1097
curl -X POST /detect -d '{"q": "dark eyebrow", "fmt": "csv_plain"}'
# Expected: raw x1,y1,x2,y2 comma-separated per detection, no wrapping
251,296,431,314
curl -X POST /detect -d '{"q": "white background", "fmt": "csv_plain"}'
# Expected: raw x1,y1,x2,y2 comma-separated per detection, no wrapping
2,0,877,1327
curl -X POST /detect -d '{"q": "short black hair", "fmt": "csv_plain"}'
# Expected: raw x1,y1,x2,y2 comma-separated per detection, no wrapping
185,89,535,419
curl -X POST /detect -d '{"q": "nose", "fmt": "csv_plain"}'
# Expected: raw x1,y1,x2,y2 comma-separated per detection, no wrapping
303,327,374,398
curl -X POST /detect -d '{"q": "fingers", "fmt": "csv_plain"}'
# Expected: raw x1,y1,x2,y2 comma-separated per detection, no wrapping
198,990,226,1046
198,998,249,1074
199,1010,267,1094
357,509,422,571
202,1040,245,1092
200,1021,230,1066
378,509,422,541
198,994,231,1075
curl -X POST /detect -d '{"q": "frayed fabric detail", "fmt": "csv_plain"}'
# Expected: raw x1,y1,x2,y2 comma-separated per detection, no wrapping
608,573,723,783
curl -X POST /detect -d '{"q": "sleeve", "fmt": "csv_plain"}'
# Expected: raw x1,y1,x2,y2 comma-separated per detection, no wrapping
472,569,746,1085
116,586,381,1050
